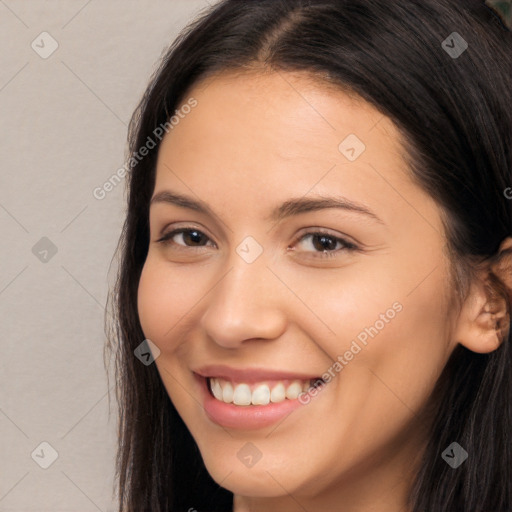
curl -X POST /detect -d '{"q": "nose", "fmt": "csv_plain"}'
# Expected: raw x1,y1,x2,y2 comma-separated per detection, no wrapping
199,253,288,349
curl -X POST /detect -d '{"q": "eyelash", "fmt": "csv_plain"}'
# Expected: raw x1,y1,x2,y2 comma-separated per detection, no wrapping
155,227,359,258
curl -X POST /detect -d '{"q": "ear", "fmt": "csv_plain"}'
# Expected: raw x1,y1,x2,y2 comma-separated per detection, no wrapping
454,237,512,354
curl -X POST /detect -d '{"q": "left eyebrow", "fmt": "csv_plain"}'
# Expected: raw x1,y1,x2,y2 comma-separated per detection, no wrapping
150,190,384,225
267,196,385,225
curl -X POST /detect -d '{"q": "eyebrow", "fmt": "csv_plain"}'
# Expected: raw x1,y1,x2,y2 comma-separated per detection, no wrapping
150,191,384,224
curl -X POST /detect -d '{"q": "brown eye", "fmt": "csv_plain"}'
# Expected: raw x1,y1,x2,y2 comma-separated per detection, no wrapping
293,230,358,258
310,234,341,252
157,228,214,248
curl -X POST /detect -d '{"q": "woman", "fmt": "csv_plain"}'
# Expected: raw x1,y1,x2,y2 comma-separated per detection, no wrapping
105,1,512,510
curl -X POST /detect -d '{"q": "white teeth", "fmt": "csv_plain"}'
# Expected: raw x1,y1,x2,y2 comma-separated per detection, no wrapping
222,381,234,403
233,384,252,405
285,380,303,400
251,384,271,405
270,383,286,403
211,379,223,401
209,377,316,406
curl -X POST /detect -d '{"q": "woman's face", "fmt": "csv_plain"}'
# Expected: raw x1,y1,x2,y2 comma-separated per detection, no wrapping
137,71,458,509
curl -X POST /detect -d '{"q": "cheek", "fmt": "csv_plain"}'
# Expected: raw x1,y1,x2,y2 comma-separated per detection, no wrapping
136,258,204,419
137,256,204,343
368,276,454,402
303,260,454,455
327,265,454,454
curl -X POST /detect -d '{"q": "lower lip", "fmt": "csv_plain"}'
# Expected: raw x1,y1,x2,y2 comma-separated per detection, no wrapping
196,374,307,430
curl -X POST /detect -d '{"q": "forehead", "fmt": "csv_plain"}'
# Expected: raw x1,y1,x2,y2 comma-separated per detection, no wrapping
156,70,405,181
179,70,399,150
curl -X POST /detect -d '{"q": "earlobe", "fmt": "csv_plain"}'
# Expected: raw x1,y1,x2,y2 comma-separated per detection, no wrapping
454,237,512,354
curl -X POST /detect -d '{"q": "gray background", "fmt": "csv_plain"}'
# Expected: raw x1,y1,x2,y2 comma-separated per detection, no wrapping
0,2,211,510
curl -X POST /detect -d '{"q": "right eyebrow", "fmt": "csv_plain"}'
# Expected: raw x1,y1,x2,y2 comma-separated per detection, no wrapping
150,191,215,217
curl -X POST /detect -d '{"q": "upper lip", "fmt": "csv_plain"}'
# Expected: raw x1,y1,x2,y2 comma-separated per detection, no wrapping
194,364,321,383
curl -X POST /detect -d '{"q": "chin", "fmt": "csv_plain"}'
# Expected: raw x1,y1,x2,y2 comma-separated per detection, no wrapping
199,446,313,498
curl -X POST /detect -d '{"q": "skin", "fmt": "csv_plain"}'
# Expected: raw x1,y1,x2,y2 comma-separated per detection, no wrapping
137,70,507,512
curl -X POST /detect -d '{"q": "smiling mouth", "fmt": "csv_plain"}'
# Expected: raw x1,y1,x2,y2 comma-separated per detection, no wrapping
207,376,325,406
